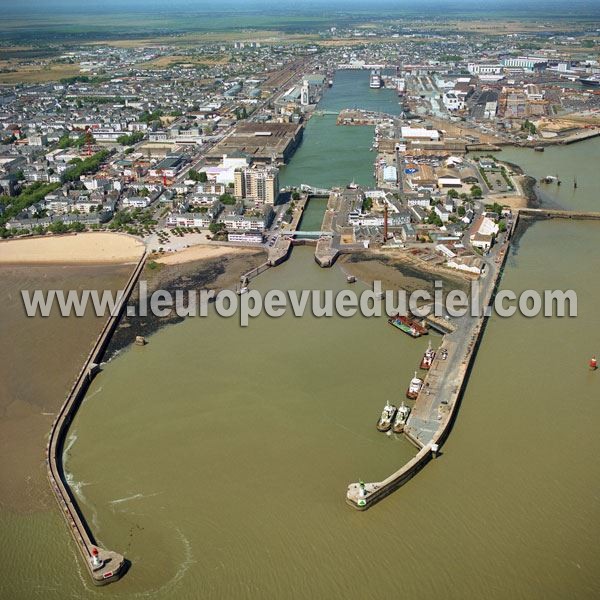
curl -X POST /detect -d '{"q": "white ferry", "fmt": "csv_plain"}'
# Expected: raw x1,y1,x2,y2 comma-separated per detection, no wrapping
370,70,383,89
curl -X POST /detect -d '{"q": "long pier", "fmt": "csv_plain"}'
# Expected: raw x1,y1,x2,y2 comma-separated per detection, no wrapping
518,208,600,220
346,224,515,509
46,252,147,584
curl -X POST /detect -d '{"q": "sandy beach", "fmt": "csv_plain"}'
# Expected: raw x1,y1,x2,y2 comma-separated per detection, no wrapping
154,243,260,265
0,232,145,264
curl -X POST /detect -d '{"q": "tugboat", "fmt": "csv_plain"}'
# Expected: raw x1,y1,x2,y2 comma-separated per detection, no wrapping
406,372,423,400
388,314,428,338
376,402,397,432
419,342,436,370
590,356,597,371
392,402,411,434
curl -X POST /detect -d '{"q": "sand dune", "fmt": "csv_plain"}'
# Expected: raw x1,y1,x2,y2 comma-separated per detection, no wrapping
0,232,145,264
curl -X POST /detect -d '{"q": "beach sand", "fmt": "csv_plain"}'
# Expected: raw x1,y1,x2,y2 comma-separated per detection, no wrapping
0,232,145,264
154,244,258,265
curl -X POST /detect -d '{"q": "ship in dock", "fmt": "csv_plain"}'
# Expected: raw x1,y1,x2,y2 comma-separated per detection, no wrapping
392,402,411,434
579,74,600,87
376,402,397,432
420,342,436,370
370,70,383,89
388,314,428,338
406,372,423,400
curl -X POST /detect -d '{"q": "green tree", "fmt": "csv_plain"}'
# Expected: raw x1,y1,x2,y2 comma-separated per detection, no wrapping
209,222,226,234
49,221,68,234
219,193,236,205
470,185,483,199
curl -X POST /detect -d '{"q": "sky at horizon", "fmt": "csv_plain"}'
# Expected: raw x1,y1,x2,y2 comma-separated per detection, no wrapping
2,0,600,16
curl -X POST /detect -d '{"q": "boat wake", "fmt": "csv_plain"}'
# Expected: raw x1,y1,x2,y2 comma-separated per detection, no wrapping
109,491,163,506
131,527,195,598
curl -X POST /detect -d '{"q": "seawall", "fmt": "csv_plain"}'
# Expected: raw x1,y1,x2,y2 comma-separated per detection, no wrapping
46,252,147,584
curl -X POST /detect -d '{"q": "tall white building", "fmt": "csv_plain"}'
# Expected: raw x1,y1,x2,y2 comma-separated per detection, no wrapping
234,167,279,205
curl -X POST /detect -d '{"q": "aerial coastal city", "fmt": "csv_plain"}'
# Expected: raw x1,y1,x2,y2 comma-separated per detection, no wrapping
1,1,599,598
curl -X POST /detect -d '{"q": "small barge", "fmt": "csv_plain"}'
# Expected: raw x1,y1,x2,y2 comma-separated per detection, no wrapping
388,314,428,338
376,402,397,432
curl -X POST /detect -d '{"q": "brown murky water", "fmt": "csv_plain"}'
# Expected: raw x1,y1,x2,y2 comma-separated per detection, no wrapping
2,72,599,599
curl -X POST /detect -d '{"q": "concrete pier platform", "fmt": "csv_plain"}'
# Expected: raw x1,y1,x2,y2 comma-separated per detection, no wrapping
346,224,514,509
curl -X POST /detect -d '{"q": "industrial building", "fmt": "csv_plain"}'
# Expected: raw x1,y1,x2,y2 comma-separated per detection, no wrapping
206,122,303,164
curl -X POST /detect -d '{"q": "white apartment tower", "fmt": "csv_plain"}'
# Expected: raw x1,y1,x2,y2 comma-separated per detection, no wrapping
234,167,279,205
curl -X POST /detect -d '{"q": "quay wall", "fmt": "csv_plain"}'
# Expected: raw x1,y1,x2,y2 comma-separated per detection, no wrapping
46,252,147,584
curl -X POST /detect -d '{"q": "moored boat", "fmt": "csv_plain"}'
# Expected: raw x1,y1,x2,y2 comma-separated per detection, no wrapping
406,372,423,400
376,402,397,432
579,75,600,87
393,402,411,434
370,70,383,89
420,342,436,370
388,314,428,338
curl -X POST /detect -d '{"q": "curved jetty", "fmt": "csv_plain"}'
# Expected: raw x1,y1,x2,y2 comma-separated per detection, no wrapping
46,253,146,583
347,213,519,510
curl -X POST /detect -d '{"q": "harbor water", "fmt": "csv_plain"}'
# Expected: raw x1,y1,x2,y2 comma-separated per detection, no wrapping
2,71,600,600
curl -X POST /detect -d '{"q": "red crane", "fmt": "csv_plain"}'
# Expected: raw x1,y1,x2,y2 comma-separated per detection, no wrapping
159,169,167,187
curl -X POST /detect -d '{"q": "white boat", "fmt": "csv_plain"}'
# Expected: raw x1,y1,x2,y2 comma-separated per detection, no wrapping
370,70,383,89
406,372,423,400
420,342,436,370
376,402,397,432
393,402,411,433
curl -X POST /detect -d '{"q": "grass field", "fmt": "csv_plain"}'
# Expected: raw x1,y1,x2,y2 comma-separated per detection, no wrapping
137,54,230,69
0,63,80,84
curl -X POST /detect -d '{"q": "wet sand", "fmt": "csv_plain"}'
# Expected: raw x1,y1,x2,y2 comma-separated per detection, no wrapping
0,263,133,512
0,232,145,264
340,249,472,297
107,249,267,356
153,244,258,265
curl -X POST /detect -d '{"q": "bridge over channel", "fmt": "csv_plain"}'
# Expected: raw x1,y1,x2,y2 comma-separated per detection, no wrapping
281,230,333,238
